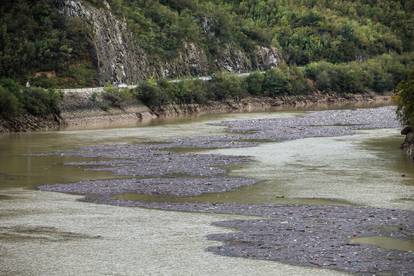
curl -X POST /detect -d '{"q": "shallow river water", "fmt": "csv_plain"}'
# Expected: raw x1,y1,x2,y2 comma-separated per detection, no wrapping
0,109,413,275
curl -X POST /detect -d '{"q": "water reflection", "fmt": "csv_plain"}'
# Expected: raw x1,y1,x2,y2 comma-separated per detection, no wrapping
0,111,300,189
351,236,414,252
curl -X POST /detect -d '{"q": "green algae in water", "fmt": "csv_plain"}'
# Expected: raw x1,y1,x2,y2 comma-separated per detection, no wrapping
0,226,101,242
0,111,300,190
361,134,414,183
0,133,120,189
204,129,414,210
1,113,413,210
0,195,13,200
165,147,220,154
351,236,414,252
112,130,412,209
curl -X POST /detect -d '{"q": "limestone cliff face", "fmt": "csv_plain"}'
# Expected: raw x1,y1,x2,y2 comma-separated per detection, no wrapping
57,0,282,85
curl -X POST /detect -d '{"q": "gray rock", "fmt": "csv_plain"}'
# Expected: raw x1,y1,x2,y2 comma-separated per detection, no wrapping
57,0,282,85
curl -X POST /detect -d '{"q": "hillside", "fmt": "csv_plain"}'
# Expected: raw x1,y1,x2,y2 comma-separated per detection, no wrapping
1,0,413,87
1,0,414,130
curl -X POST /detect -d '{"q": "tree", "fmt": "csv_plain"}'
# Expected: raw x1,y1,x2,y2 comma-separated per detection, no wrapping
396,70,414,127
263,68,291,96
0,85,20,118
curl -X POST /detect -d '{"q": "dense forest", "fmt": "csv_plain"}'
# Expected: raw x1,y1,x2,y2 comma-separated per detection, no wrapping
88,0,413,64
0,0,413,123
1,0,413,84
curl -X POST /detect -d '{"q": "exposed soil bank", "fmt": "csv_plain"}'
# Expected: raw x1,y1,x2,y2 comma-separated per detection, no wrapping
0,92,393,133
0,114,61,133
155,93,393,118
36,106,414,275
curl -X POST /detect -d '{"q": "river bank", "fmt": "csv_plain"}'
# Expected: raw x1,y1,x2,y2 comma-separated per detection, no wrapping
0,91,393,133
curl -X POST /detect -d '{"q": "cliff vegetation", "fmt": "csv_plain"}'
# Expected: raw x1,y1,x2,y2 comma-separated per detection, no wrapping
1,0,413,87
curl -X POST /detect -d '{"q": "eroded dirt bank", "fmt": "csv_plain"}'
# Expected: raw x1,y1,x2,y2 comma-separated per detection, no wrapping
61,92,393,130
0,92,393,133
37,106,414,275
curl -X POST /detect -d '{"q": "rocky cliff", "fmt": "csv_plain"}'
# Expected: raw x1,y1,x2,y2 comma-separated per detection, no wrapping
57,0,282,85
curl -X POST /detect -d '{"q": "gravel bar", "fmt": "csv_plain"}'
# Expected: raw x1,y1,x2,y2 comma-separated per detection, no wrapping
38,106,413,275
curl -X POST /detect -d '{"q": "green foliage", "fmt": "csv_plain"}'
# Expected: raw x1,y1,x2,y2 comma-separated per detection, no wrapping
231,0,412,65
137,80,170,108
304,53,414,94
0,85,20,118
97,0,413,66
289,66,310,95
245,72,265,95
177,80,211,104
0,79,62,119
137,78,211,107
263,68,292,96
210,73,247,101
21,87,62,116
137,53,413,109
1,0,413,88
0,0,413,93
262,66,310,96
396,70,414,126
0,0,96,87
102,85,135,109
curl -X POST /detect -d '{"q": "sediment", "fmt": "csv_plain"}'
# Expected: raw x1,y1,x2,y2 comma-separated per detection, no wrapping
90,199,414,275
0,91,393,133
0,114,61,134
36,106,414,275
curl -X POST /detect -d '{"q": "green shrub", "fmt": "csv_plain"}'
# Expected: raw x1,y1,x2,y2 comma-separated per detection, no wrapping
137,80,171,108
178,80,211,104
102,85,135,108
0,85,20,118
304,53,413,94
396,70,414,126
289,67,310,95
1,0,413,89
263,68,291,96
29,76,60,89
0,79,63,119
0,1,94,86
210,73,247,101
245,72,265,96
21,87,62,117
136,53,413,110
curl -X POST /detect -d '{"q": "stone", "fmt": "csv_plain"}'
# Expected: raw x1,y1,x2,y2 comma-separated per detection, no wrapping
57,0,283,85
401,126,413,135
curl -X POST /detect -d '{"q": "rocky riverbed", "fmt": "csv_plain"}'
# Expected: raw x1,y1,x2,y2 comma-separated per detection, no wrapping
37,106,414,275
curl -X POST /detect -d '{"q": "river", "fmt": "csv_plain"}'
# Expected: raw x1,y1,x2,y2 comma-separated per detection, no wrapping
0,107,413,275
